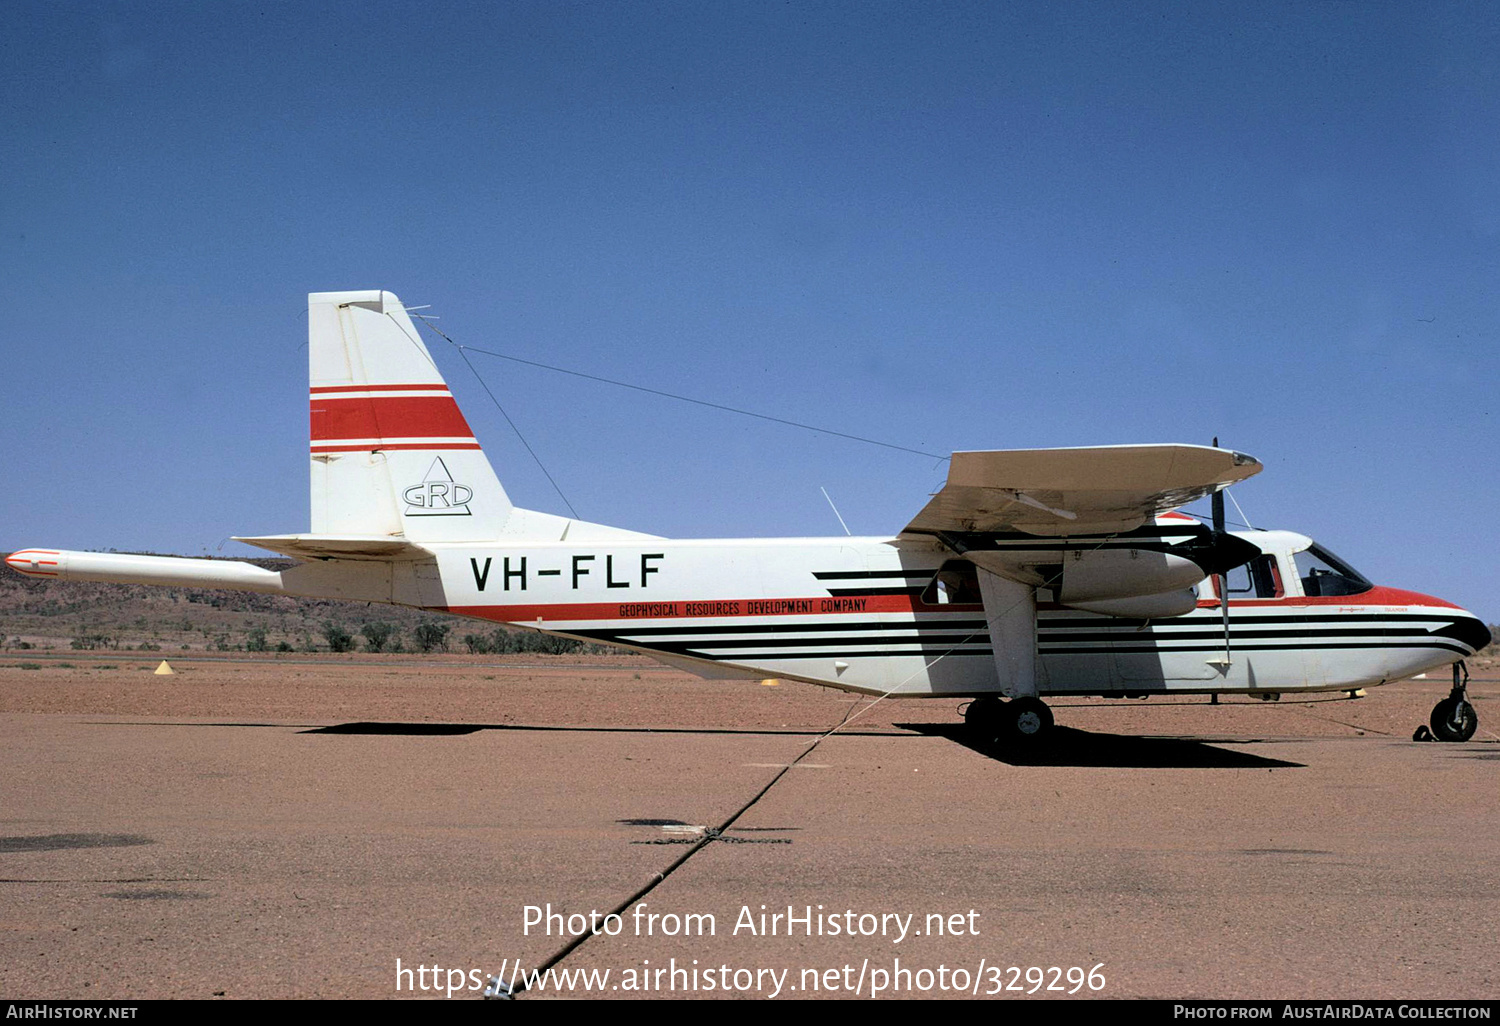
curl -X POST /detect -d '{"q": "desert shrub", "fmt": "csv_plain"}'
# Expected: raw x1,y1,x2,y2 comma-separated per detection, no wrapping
480,627,588,655
322,621,356,653
361,622,395,653
413,622,449,653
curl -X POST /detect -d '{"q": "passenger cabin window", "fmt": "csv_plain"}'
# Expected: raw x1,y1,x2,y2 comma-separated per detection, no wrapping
1293,544,1372,597
921,560,983,606
1223,554,1282,599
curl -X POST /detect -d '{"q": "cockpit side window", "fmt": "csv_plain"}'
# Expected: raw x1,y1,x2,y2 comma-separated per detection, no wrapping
1223,554,1282,599
1293,544,1372,597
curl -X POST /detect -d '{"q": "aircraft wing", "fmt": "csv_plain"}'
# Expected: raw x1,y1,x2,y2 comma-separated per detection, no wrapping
904,444,1261,538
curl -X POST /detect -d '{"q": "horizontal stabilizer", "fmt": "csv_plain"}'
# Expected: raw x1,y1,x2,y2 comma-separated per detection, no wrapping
234,534,433,562
906,444,1261,537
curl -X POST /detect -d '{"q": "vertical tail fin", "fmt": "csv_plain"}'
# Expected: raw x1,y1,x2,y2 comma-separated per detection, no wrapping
307,290,514,542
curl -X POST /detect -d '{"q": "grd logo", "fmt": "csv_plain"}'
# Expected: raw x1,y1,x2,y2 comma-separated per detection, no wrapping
403,456,474,517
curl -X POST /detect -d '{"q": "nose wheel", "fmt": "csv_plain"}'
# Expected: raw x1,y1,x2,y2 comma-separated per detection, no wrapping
964,696,1054,747
1424,662,1478,743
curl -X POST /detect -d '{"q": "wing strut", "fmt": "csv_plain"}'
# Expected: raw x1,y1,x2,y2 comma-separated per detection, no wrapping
1208,438,1232,672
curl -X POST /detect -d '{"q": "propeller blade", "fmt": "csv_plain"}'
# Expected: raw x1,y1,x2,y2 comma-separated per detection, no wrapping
1212,438,1231,668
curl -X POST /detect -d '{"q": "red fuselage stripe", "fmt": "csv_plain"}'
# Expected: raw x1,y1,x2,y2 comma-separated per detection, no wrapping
1194,585,1458,610
446,594,963,622
450,586,1456,624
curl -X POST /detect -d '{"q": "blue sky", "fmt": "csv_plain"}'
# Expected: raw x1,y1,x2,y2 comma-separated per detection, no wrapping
2,1,1496,618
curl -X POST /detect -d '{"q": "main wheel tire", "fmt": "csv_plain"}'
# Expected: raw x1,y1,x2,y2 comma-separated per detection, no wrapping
963,697,1002,729
1430,698,1478,743
1006,696,1054,744
963,697,1005,746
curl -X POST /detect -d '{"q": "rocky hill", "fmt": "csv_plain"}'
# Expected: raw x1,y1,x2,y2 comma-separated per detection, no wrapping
0,552,603,656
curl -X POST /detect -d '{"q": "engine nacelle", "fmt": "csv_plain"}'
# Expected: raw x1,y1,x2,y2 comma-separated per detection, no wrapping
967,547,1206,603
1059,588,1198,618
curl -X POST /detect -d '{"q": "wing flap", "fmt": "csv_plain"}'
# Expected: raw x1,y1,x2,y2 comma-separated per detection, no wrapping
905,444,1261,537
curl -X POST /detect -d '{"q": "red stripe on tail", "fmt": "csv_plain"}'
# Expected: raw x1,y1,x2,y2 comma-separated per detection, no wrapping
310,395,474,443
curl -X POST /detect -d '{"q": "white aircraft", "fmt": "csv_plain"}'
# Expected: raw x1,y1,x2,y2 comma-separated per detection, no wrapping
8,290,1489,744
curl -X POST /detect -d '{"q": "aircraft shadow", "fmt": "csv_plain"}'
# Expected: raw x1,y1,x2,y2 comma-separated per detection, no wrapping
104,719,1298,767
304,721,1304,768
896,723,1305,769
300,721,899,738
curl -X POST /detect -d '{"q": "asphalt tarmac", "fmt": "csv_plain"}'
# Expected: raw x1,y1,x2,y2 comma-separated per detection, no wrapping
0,654,1495,1000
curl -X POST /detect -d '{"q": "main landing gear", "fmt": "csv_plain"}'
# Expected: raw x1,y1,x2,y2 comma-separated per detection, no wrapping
964,695,1054,747
1421,662,1478,743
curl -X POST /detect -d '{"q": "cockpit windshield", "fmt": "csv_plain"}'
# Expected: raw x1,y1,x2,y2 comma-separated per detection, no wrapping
1293,544,1372,597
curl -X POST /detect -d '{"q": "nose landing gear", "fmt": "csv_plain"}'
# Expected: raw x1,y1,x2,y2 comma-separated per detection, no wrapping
964,695,1055,747
1424,662,1478,743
